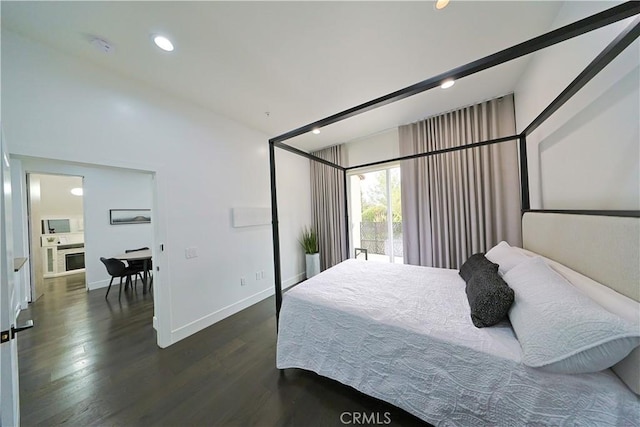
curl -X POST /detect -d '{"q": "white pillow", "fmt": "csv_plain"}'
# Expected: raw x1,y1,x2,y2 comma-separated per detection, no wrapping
512,247,640,393
513,247,639,323
504,257,640,374
485,241,529,276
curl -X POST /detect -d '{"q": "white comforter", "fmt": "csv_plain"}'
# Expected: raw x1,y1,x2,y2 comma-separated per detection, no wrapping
276,259,639,426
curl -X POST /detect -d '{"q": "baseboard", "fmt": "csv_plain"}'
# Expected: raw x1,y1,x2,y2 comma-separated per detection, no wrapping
169,271,304,345
170,286,273,344
89,276,150,292
43,269,85,279
87,279,110,291
283,272,305,290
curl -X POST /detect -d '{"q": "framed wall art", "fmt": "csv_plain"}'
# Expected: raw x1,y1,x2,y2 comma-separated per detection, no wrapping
110,209,151,225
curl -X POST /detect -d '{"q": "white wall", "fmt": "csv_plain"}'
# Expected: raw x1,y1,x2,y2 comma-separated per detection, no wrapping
345,128,399,168
515,1,639,209
275,149,311,287
14,158,154,291
2,31,309,347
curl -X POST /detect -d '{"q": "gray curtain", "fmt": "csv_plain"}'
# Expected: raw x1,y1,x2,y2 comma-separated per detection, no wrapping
400,93,521,268
310,145,347,271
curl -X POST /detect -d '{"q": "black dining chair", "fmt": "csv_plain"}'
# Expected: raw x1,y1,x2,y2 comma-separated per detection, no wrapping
100,257,142,300
124,247,152,291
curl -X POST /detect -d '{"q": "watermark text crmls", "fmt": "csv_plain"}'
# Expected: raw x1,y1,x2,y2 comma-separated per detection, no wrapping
340,411,392,425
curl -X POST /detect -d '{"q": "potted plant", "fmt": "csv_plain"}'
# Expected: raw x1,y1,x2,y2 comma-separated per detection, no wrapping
300,226,320,279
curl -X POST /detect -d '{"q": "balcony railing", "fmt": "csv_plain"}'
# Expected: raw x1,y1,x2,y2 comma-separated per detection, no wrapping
359,222,403,257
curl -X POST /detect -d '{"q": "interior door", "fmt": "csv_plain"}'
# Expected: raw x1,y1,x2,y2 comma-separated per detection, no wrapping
0,127,20,426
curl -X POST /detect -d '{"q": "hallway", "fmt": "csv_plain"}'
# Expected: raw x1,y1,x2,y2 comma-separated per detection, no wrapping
17,273,155,425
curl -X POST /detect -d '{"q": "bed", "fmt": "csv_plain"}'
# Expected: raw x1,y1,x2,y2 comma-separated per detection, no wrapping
276,212,640,426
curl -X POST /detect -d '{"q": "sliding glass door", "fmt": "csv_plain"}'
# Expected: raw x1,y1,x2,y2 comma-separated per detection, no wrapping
349,166,403,263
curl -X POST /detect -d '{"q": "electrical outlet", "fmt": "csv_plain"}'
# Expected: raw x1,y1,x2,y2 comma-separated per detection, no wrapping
240,277,246,286
260,270,265,279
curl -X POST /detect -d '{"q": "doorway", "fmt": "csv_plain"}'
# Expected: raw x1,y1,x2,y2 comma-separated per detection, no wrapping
349,165,403,263
26,173,85,301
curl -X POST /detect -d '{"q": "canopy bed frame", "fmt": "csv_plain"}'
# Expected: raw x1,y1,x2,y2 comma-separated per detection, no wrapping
268,2,640,322
268,4,640,424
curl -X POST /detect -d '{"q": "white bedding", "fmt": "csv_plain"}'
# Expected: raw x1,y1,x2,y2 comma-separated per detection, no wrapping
276,259,640,426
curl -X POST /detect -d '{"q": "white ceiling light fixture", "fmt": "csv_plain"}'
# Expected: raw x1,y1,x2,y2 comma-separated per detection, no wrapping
434,0,450,10
153,35,174,52
312,128,321,135
70,187,83,196
440,79,455,89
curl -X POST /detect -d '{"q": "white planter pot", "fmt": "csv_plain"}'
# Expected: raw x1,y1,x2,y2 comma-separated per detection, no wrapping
305,253,320,279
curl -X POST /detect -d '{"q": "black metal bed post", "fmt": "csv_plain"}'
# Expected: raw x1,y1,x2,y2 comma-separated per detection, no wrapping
343,169,350,260
519,135,530,212
274,141,345,169
522,15,640,137
269,2,639,145
344,135,518,171
269,140,284,327
517,15,639,214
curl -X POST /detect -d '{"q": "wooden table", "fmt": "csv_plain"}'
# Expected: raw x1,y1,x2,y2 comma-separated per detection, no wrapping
113,249,152,294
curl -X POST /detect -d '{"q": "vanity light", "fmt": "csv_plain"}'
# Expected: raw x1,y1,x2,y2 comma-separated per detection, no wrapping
70,188,83,196
441,79,455,89
153,35,174,52
312,128,321,135
435,0,450,10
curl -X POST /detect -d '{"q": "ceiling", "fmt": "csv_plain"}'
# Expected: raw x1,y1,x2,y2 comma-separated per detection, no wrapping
1,1,570,151
32,173,83,216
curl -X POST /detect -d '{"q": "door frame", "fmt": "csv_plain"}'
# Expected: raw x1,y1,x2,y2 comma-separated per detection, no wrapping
346,162,402,263
11,156,170,349
25,172,87,302
0,127,20,427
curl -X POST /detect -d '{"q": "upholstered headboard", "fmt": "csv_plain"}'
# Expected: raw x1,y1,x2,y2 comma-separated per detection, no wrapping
522,211,640,394
522,212,639,302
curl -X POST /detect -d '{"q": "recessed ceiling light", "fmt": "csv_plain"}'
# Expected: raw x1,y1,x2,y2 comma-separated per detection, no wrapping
440,79,455,89
312,128,321,135
434,0,450,10
153,35,174,52
70,188,83,196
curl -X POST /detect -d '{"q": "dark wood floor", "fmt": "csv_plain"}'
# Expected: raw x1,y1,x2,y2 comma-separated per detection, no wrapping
17,275,428,426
